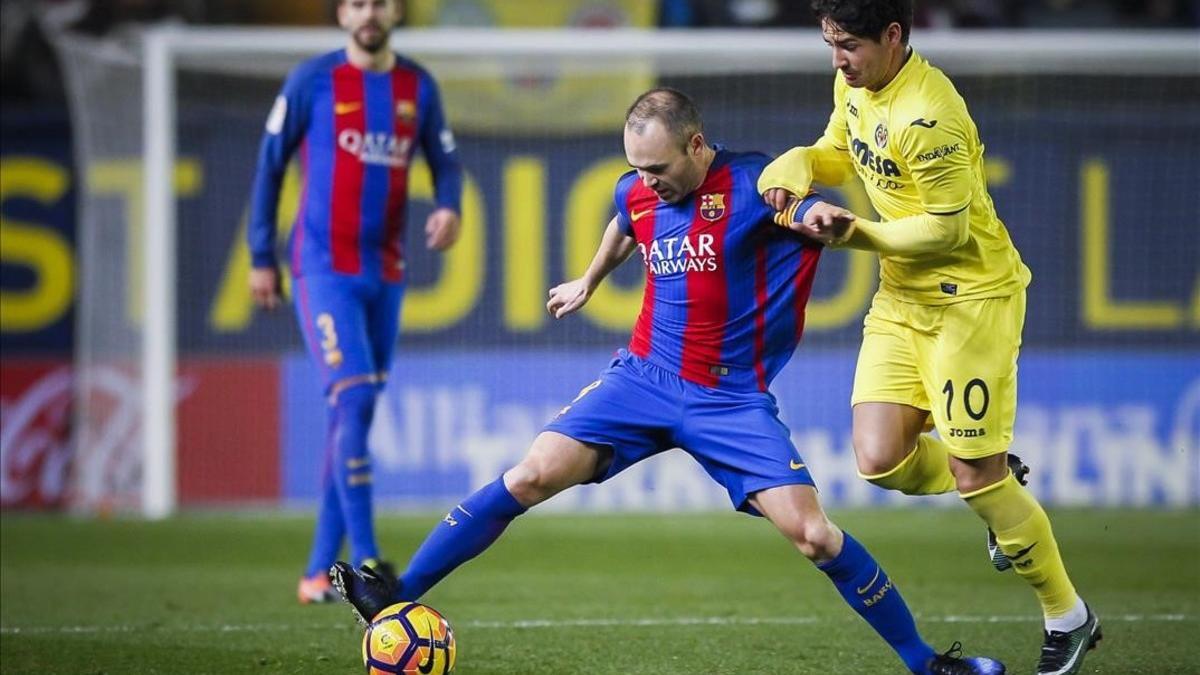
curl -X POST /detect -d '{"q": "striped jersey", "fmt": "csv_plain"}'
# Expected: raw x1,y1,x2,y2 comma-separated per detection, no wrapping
616,147,823,392
249,49,462,282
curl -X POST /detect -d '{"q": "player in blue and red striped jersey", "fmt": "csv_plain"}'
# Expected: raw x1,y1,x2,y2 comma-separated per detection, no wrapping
331,88,1002,674
247,0,463,605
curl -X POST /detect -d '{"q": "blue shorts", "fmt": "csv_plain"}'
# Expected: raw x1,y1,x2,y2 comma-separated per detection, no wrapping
292,274,405,394
543,350,816,515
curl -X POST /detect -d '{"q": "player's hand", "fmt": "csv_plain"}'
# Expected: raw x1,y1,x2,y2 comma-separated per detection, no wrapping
799,201,856,244
249,266,283,310
425,208,461,251
546,278,592,319
762,187,795,212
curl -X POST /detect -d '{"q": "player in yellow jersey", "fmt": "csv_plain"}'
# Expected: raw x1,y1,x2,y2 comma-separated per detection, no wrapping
758,2,1100,674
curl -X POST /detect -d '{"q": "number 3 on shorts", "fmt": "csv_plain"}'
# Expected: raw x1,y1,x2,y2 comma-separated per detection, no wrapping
554,379,602,420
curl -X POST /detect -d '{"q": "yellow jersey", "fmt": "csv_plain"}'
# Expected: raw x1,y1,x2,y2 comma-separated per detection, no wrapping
821,50,1030,304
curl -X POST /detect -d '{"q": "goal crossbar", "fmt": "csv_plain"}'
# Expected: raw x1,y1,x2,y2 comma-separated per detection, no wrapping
136,26,1199,518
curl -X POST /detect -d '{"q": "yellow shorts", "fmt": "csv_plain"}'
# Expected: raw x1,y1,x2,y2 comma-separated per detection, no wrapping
851,290,1026,459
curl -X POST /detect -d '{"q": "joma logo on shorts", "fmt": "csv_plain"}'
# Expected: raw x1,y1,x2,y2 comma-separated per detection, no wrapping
948,427,987,438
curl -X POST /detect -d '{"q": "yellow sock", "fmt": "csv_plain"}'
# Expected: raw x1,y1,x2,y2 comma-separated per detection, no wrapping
860,434,957,495
963,473,1079,619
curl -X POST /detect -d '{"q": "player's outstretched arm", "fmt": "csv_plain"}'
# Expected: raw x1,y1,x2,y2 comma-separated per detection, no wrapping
770,198,856,247
547,216,637,319
837,209,970,254
758,141,855,209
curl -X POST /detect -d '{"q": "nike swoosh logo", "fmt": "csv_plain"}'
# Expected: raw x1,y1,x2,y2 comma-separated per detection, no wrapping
789,460,806,471
1010,542,1038,561
418,617,437,673
629,208,652,222
335,101,362,115
910,118,938,128
856,567,882,594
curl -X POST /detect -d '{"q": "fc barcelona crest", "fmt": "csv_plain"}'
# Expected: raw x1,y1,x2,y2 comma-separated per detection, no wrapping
700,193,726,221
874,123,889,149
395,100,416,123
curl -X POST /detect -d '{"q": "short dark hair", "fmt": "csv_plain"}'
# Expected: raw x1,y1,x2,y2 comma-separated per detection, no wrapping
811,0,913,44
625,87,703,150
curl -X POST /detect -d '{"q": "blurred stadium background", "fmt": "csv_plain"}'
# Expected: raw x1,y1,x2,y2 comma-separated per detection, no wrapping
1,1,1198,673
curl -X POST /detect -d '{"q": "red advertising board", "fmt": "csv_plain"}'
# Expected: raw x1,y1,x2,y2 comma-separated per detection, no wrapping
177,359,280,504
2,358,280,510
0,361,73,509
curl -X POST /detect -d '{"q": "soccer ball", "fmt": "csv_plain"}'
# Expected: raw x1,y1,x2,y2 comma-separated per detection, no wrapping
362,602,456,674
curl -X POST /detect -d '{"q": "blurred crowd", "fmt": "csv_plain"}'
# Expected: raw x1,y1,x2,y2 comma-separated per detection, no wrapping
663,0,1200,28
2,0,1198,103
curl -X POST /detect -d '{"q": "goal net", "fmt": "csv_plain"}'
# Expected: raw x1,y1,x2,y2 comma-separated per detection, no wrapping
56,28,1200,517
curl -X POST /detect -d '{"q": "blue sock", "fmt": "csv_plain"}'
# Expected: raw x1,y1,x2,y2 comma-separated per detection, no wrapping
398,477,527,600
304,430,346,576
332,384,380,566
818,531,936,674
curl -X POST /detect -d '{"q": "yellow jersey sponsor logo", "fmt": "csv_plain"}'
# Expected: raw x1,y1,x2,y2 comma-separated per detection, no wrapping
629,208,652,222
334,101,362,115
789,460,807,471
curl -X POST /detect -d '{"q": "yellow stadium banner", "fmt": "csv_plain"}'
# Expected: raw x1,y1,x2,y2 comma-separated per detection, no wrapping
404,0,657,134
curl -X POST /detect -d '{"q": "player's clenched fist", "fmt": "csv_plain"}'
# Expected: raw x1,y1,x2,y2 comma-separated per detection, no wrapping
546,278,592,319
762,187,794,212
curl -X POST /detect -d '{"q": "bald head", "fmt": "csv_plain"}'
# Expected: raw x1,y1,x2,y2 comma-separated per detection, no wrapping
625,87,703,151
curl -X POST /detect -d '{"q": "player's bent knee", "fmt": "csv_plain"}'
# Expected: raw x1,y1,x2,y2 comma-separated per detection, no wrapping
949,452,1009,494
786,518,840,561
502,462,549,507
852,434,908,477
503,437,598,507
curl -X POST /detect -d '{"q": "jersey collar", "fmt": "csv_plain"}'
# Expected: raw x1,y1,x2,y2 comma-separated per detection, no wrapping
867,48,922,100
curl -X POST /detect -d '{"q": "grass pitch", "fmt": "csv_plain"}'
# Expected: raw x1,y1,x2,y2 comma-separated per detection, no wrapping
2,509,1197,674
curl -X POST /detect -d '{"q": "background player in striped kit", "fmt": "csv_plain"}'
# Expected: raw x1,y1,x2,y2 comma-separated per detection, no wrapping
331,88,1004,675
248,0,463,604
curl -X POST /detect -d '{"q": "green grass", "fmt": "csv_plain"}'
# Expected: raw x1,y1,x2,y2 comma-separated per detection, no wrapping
2,509,1197,674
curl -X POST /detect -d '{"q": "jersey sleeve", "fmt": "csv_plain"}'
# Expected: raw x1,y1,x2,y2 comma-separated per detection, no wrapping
895,96,974,216
248,65,311,269
417,71,464,213
612,172,638,236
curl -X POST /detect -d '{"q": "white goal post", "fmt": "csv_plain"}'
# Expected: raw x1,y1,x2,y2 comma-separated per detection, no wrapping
83,26,1200,518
